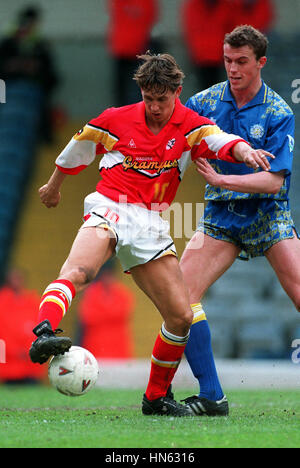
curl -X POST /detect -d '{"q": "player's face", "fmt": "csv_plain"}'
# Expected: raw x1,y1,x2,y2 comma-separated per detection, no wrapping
142,87,182,129
224,44,267,92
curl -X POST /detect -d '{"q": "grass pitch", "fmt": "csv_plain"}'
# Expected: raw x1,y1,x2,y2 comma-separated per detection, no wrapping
0,385,300,448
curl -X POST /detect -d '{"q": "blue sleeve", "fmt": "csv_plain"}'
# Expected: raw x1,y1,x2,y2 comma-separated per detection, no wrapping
266,113,295,176
185,96,195,110
185,94,202,114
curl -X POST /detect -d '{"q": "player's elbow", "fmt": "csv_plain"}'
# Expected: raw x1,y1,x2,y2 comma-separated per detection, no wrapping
266,173,285,195
268,184,282,195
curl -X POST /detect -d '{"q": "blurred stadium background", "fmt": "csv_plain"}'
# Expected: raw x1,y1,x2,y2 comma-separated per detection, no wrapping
0,0,300,387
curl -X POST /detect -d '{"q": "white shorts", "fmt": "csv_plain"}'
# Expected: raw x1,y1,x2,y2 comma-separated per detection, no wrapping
81,192,177,272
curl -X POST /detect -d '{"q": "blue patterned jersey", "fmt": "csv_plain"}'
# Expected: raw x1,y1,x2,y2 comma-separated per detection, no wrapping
186,80,295,201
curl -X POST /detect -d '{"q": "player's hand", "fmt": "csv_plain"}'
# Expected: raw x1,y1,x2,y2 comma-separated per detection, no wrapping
195,159,221,186
243,148,275,171
234,142,275,171
39,184,61,208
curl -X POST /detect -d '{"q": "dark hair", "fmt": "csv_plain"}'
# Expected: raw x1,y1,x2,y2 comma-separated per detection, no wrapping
224,25,268,60
133,52,185,94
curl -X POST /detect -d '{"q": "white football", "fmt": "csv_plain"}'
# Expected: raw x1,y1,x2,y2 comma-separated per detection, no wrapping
48,346,99,396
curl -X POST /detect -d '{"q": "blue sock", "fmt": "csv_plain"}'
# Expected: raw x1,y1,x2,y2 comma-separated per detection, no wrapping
185,303,224,401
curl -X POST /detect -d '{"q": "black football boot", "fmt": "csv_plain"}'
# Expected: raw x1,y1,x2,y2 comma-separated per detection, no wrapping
29,320,72,364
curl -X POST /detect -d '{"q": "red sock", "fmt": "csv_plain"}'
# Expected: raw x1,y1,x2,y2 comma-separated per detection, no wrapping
38,279,76,331
145,324,189,401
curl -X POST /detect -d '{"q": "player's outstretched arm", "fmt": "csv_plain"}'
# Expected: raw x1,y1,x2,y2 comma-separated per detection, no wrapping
232,141,275,171
195,159,284,195
39,168,67,208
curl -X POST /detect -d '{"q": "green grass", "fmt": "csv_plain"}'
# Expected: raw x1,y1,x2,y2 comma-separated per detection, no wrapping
0,385,300,448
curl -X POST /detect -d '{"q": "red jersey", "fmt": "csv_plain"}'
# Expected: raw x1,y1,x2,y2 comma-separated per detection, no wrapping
79,279,135,359
107,0,158,58
181,0,233,65
181,0,274,66
0,287,45,381
232,0,274,34
56,99,244,211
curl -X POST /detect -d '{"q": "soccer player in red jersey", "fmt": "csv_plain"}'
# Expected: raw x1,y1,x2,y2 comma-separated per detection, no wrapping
29,53,273,416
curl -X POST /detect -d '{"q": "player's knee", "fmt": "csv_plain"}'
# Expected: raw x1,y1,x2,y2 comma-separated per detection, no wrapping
181,312,193,335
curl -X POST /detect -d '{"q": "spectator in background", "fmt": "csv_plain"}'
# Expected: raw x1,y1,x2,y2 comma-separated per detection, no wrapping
181,0,233,89
181,0,274,90
233,0,274,34
0,269,45,384
107,0,159,106
78,261,135,360
0,6,59,284
0,5,59,143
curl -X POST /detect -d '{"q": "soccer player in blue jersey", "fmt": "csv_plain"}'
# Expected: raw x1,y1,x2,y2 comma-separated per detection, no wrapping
180,25,299,416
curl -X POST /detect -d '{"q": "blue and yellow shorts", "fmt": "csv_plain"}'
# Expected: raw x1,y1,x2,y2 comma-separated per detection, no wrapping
197,199,299,260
